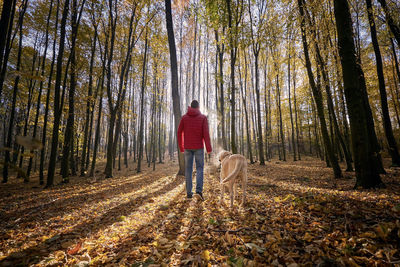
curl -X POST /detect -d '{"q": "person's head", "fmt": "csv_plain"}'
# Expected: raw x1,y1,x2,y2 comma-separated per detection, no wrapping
190,100,199,109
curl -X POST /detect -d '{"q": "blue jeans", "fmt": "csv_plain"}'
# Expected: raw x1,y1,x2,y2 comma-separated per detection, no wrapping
184,149,204,196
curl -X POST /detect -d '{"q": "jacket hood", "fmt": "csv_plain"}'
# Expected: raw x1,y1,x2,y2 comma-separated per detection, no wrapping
187,106,201,116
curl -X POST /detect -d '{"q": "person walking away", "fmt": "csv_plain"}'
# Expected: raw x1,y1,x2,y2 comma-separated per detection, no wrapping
177,100,212,200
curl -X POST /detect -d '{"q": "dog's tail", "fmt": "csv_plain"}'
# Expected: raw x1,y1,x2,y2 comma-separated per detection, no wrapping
221,160,243,184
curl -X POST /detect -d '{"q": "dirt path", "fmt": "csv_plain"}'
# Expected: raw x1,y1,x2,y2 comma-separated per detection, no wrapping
1,158,400,266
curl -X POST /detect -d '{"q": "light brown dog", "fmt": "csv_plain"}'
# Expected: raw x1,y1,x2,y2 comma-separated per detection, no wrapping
217,151,248,208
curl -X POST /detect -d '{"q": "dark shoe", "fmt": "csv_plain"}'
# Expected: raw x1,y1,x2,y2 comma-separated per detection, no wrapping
195,192,204,201
187,194,193,199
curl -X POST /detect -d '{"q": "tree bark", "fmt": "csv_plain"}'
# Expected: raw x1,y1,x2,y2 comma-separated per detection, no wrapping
276,72,286,161
0,0,16,100
89,56,106,177
46,0,71,187
0,0,15,98
287,40,296,161
18,46,39,181
334,0,383,188
298,0,342,178
239,56,253,163
214,30,228,150
136,33,148,173
293,52,301,160
226,0,239,154
310,29,353,171
40,0,59,185
27,0,54,179
81,25,97,176
165,0,185,175
366,0,400,166
2,0,28,183
61,0,82,182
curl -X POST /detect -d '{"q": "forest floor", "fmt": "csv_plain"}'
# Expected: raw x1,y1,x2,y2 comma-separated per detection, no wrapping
1,156,400,266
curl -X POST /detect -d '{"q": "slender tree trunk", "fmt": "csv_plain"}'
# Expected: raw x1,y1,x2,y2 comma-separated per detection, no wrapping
89,64,106,177
137,33,148,173
27,0,54,178
293,53,301,160
226,0,238,154
81,27,97,176
310,31,354,171
118,132,122,171
191,12,197,100
61,0,81,182
239,57,253,163
39,0,59,184
276,72,286,161
263,63,269,161
104,0,118,178
0,0,15,98
165,0,185,175
0,0,16,100
298,0,342,178
254,53,265,165
3,1,28,183
287,42,296,161
214,31,227,150
391,38,400,87
18,44,38,181
46,0,70,187
158,83,164,163
389,54,400,129
366,0,400,166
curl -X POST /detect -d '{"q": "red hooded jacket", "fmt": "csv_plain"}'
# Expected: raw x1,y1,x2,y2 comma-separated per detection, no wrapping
177,107,212,153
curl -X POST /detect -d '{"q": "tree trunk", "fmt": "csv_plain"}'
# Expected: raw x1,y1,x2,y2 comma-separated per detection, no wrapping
0,0,16,100
287,40,296,161
165,0,185,175
104,0,118,178
293,52,301,160
254,54,265,165
136,33,148,173
214,30,227,150
334,0,383,188
61,0,81,182
391,38,400,88
311,31,353,171
46,0,70,187
27,0,54,179
366,0,400,166
191,12,197,100
3,0,28,183
298,0,342,178
40,0,60,185
19,47,38,181
226,0,238,154
81,26,97,176
239,54,254,163
276,72,286,161
89,64,106,177
0,0,15,97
